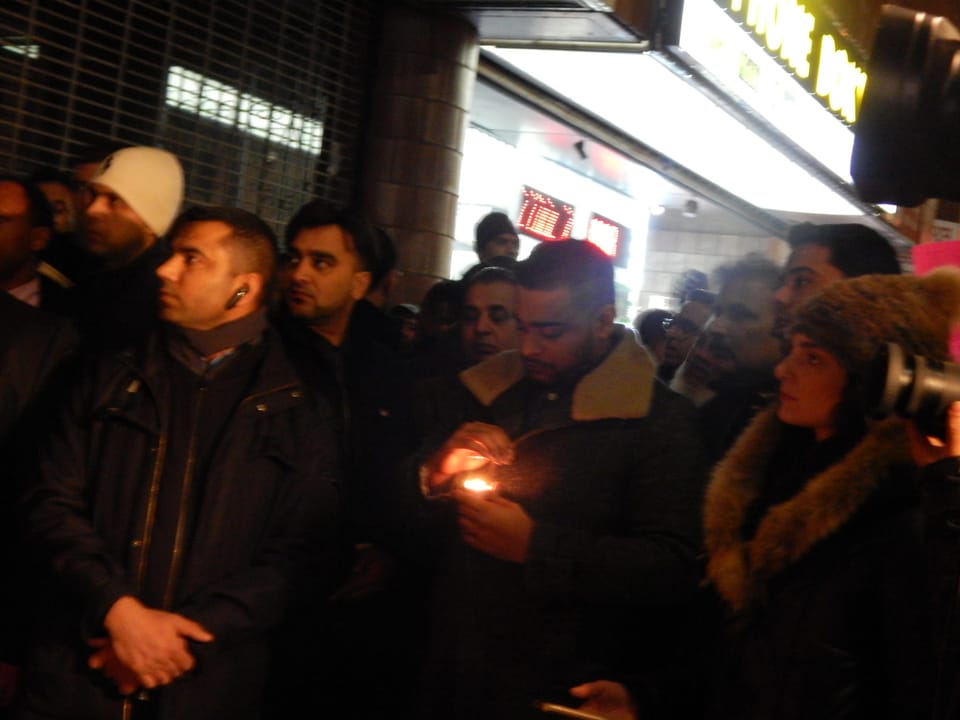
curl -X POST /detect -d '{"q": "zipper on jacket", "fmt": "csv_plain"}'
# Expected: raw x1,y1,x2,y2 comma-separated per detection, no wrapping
159,380,298,608
126,373,166,720
162,384,206,609
133,404,168,593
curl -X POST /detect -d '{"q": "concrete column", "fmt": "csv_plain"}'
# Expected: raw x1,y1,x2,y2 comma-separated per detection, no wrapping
359,5,478,306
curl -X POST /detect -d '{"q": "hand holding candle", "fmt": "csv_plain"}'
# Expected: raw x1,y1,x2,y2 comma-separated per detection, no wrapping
424,421,515,491
454,485,532,563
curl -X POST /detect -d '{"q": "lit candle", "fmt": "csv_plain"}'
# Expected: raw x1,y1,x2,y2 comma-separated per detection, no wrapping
462,477,496,493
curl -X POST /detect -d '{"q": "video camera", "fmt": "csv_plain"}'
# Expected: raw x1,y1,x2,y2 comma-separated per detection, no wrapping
867,343,960,439
851,4,960,207
852,6,960,438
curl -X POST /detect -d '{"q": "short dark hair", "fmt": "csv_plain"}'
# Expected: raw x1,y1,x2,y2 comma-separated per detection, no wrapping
70,141,127,169
370,226,398,291
168,205,278,295
28,167,76,191
713,253,781,294
389,303,419,319
0,175,53,230
420,279,462,329
634,308,671,346
514,239,615,310
687,288,717,306
786,222,900,277
463,265,516,294
672,268,709,301
284,200,380,279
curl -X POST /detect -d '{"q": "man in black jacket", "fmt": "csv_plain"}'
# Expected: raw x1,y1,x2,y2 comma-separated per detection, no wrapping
71,146,184,353
417,240,706,720
274,201,422,719
14,206,340,720
0,177,74,313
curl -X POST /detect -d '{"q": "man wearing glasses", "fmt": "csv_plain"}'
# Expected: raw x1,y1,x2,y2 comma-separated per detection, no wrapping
659,288,716,382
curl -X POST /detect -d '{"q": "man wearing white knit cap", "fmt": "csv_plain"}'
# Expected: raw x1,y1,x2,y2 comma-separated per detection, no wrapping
73,146,184,352
83,146,183,267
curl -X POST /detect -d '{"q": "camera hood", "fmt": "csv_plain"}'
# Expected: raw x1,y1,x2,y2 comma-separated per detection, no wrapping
851,4,960,206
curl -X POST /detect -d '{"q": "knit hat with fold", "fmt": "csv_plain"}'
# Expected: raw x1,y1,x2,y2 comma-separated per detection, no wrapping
90,146,184,236
791,266,960,377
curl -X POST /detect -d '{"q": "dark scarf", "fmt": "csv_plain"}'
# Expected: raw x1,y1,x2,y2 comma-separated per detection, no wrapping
166,308,269,376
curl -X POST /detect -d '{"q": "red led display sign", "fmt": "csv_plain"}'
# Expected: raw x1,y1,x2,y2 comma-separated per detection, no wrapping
586,213,630,268
517,186,575,242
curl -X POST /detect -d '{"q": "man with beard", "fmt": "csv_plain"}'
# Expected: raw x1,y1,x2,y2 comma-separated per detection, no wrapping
272,201,422,720
658,289,715,382
690,255,784,462
415,239,706,720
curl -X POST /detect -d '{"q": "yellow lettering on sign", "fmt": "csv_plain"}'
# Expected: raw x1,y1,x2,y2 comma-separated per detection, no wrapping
731,0,815,79
780,6,814,78
726,1,867,121
744,0,762,30
815,34,868,123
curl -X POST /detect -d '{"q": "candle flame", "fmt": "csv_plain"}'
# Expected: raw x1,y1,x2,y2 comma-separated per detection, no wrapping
462,477,495,493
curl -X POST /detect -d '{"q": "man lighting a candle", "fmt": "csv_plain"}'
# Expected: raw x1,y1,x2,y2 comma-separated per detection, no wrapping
416,239,707,720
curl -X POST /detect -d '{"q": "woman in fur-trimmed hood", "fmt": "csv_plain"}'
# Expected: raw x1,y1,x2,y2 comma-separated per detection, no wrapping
700,267,960,720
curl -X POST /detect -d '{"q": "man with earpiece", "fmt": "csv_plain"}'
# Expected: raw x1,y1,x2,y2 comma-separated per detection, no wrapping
12,205,340,720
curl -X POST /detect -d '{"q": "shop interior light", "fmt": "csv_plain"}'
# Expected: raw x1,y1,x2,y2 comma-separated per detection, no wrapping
486,47,863,218
2,37,40,59
164,66,324,154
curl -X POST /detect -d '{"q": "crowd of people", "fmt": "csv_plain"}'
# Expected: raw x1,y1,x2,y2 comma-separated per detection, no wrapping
1,143,959,720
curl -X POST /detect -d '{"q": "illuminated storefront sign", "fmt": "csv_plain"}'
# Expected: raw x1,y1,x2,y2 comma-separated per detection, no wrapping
586,214,630,268
721,0,867,124
516,186,575,242
675,0,860,182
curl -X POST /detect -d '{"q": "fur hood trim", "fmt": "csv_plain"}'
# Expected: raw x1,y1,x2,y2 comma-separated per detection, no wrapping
703,407,912,612
458,325,656,421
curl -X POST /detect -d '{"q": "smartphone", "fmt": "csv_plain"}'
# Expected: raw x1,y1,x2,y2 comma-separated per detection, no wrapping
534,700,608,720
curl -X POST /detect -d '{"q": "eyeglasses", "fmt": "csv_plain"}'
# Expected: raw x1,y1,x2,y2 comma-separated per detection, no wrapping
662,316,702,335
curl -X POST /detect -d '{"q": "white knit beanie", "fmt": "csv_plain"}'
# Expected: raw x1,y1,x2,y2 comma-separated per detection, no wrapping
90,147,184,236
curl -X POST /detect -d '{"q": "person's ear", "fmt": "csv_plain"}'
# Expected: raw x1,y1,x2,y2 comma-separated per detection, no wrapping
227,273,264,309
593,304,616,341
351,270,372,301
28,226,50,253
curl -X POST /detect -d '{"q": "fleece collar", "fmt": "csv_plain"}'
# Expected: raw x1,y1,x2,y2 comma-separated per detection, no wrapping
703,407,912,612
458,324,657,421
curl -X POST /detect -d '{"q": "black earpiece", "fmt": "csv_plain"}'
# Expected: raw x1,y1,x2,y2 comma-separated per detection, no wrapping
225,284,249,310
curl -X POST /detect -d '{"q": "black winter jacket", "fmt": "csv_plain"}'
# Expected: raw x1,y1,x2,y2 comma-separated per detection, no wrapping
921,458,960,720
14,328,340,720
702,409,935,720
416,328,708,720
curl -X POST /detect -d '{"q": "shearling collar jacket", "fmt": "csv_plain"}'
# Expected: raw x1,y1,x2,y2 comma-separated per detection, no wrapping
459,324,656,421
418,324,709,720
704,407,913,612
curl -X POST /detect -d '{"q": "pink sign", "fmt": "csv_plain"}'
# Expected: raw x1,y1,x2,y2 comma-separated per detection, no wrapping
911,241,960,361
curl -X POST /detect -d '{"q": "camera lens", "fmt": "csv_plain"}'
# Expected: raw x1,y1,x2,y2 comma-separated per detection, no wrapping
866,342,960,438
